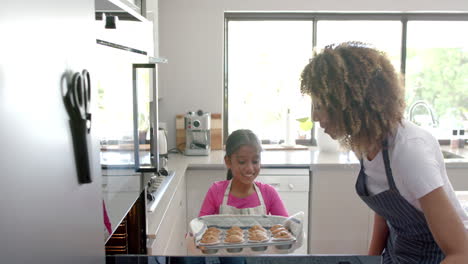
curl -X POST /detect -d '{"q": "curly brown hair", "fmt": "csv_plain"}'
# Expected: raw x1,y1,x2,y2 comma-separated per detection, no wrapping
300,42,406,157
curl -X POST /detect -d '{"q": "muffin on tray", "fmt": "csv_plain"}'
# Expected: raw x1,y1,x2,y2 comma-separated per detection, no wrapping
271,227,288,235
248,231,269,242
273,230,293,240
248,225,266,233
224,234,244,244
270,224,284,232
200,233,220,244
205,227,222,236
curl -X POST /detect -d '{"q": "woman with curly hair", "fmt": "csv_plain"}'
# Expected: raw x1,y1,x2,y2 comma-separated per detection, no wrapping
300,42,468,263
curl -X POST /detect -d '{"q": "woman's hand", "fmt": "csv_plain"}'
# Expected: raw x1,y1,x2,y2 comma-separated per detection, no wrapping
420,187,468,263
368,213,389,255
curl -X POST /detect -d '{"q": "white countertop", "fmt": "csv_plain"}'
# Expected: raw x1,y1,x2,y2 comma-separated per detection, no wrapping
146,145,468,238
171,145,468,169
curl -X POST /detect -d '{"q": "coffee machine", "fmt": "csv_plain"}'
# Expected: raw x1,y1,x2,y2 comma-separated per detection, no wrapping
184,110,211,156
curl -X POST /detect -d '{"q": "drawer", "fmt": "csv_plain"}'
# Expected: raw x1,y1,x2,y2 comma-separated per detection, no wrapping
257,175,309,192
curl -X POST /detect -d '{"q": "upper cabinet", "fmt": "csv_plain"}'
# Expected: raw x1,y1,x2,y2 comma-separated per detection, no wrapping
95,0,148,22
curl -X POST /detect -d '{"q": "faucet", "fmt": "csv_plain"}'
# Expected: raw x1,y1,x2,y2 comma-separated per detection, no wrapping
408,100,438,128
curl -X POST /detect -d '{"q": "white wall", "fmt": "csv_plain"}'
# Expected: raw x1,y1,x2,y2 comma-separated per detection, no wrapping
157,0,468,149
146,0,159,57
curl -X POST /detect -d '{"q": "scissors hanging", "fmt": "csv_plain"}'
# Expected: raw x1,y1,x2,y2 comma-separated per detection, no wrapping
64,69,93,184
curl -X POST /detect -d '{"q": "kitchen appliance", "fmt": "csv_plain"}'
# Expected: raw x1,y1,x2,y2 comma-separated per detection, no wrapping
184,110,211,156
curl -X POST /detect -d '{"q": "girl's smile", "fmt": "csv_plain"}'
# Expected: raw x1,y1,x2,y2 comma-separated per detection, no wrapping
225,145,261,185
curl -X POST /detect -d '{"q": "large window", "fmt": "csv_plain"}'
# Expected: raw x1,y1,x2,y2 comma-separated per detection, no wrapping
227,21,313,143
406,21,468,137
316,20,401,71
225,13,468,143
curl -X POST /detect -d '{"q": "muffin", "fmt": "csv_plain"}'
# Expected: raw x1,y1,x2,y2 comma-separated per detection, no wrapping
226,226,244,236
270,224,284,232
248,225,266,233
205,227,222,235
200,234,220,244
271,227,288,235
273,230,292,239
248,229,267,237
248,231,269,242
226,229,243,236
224,234,244,243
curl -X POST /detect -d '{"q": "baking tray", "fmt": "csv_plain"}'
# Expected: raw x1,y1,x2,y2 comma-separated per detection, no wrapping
189,212,304,255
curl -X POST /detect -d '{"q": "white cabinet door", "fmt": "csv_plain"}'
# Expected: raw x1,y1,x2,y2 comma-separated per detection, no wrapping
148,176,187,255
447,167,468,191
185,169,227,228
257,168,310,254
309,166,372,254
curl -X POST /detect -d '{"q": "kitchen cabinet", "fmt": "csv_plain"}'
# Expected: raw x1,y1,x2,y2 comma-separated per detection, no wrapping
185,167,227,235
309,165,468,255
447,167,468,191
147,174,187,255
309,165,371,254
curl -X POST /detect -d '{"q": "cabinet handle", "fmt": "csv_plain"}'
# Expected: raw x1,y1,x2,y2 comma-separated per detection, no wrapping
270,183,280,191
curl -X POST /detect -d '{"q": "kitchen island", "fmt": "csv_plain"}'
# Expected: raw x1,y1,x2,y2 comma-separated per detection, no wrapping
146,146,468,255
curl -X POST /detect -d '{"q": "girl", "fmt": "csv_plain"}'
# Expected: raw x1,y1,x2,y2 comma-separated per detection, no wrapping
300,42,468,263
199,129,288,217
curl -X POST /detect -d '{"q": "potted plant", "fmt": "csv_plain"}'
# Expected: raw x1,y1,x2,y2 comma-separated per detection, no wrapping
295,117,314,145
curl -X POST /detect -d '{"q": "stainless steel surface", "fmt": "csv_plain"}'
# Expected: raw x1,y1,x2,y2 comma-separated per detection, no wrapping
149,56,168,64
147,171,175,212
184,111,211,156
1,1,105,263
408,100,438,128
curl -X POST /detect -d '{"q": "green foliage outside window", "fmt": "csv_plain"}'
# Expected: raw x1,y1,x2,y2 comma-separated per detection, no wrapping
406,48,468,127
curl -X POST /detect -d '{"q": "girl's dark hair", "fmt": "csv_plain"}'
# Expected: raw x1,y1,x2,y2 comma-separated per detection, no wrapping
225,129,262,180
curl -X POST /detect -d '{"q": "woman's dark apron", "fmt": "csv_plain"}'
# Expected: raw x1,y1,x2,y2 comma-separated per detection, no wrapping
355,141,444,264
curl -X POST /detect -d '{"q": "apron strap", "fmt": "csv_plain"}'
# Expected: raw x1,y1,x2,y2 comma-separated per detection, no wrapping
382,139,398,191
221,180,232,206
253,182,266,208
358,158,370,196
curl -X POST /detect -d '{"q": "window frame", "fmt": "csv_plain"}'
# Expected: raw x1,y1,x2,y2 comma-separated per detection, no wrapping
223,12,468,145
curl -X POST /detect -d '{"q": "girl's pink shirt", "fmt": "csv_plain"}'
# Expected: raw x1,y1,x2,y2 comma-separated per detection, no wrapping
198,180,289,217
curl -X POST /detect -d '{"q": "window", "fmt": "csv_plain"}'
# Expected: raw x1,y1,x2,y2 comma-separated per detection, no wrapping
224,13,468,143
406,21,468,137
316,20,401,71
226,20,313,144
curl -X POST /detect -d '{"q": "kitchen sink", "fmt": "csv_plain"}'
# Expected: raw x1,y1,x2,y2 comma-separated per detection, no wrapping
441,150,464,159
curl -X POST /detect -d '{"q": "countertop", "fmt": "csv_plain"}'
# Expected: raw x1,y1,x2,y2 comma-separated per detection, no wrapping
169,145,468,169
146,145,468,238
